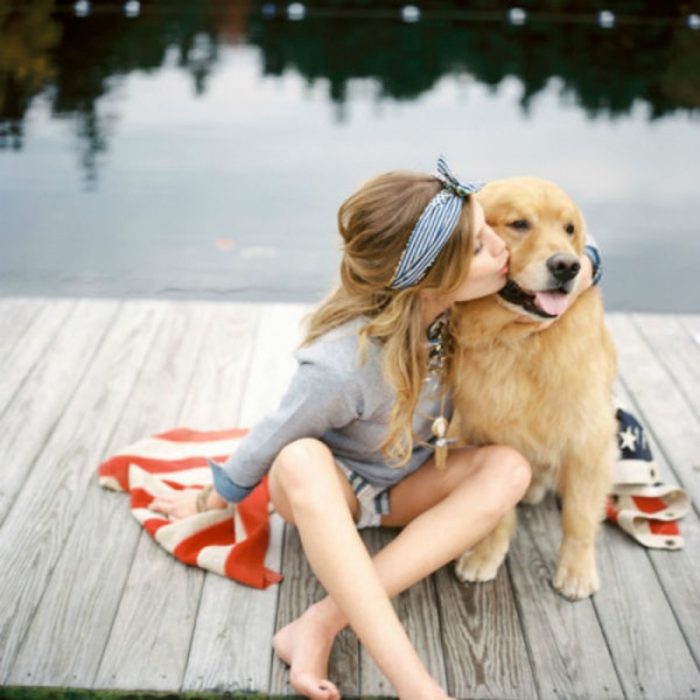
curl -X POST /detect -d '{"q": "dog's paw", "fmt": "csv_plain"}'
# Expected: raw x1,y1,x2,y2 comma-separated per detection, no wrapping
553,562,600,600
455,549,504,583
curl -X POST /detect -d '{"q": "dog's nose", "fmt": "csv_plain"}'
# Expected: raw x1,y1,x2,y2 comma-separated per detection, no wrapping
547,253,581,282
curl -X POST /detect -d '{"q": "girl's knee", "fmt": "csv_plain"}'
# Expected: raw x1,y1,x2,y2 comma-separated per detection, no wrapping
270,438,334,497
477,445,532,504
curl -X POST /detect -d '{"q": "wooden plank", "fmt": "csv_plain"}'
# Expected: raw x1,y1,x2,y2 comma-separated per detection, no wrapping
184,303,309,694
0,299,163,682
678,314,700,349
633,314,700,422
592,497,699,698
7,300,214,687
608,315,700,668
507,497,623,700
359,528,447,697
0,299,76,416
269,525,361,697
607,314,700,512
434,554,537,699
0,299,110,525
95,529,205,691
613,377,700,665
0,297,44,366
94,302,259,692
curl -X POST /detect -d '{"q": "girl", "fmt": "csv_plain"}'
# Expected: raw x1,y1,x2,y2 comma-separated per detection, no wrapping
150,157,596,699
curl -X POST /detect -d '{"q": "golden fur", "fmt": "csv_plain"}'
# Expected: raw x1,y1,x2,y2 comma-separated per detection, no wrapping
451,177,617,599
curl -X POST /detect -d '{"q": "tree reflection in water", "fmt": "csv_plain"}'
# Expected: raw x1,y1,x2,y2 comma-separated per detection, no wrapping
1,0,698,182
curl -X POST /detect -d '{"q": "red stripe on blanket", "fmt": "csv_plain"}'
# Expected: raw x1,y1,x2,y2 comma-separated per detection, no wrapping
605,497,618,523
649,519,681,536
631,495,667,515
154,427,250,442
174,518,238,565
144,517,169,537
228,478,283,589
98,426,281,589
131,487,155,510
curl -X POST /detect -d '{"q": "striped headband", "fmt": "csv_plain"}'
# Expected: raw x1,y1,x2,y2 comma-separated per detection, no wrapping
389,155,483,290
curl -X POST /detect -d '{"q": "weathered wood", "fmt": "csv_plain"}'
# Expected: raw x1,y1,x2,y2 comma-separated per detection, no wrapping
593,500,699,698
359,528,447,697
0,299,118,525
0,299,163,682
0,296,44,364
434,556,537,699
633,314,700,423
2,302,699,699
679,314,700,343
94,302,259,691
607,314,700,512
184,303,308,693
610,316,700,669
7,300,214,687
0,298,75,413
507,497,623,700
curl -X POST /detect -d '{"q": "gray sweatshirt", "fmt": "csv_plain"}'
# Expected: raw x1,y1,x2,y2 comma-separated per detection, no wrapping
209,315,449,502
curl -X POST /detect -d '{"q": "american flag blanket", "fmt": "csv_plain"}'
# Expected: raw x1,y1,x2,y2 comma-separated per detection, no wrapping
97,427,282,589
98,413,689,588
606,407,689,550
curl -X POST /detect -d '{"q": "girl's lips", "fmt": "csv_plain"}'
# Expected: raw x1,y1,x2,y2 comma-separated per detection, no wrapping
500,261,509,275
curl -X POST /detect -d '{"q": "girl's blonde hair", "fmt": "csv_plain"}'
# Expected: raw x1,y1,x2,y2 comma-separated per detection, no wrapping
301,170,477,467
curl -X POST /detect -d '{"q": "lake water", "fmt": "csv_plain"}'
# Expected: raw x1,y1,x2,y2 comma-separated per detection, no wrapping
1,1,699,312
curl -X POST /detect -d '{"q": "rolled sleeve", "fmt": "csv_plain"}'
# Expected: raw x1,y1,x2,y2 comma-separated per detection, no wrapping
208,459,255,503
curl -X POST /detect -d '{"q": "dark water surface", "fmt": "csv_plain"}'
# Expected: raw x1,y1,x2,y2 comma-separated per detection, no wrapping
1,1,699,311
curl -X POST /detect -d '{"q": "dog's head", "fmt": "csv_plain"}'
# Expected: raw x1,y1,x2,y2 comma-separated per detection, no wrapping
477,177,586,321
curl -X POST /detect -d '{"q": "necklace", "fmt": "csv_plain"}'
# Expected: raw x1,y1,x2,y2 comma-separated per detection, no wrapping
425,310,454,471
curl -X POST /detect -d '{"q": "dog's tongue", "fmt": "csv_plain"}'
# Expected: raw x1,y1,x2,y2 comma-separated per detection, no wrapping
534,291,570,317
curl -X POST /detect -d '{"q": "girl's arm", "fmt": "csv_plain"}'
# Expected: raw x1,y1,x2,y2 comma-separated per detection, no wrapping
208,357,362,503
150,357,362,517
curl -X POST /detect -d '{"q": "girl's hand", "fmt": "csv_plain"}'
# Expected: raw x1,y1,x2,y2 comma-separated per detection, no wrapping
150,488,228,520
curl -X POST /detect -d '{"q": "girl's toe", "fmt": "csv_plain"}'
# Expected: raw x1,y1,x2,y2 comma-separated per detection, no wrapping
318,680,339,700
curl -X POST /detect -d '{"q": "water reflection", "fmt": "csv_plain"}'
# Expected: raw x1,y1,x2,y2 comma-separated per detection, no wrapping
1,0,699,177
247,5,700,120
1,1,699,310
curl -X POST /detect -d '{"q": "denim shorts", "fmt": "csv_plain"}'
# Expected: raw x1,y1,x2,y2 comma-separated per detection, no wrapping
335,460,392,529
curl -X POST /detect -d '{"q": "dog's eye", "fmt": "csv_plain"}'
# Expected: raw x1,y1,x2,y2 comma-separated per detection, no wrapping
565,223,575,235
508,220,530,232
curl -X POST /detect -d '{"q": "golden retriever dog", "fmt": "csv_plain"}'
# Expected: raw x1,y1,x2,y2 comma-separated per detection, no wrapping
451,177,617,600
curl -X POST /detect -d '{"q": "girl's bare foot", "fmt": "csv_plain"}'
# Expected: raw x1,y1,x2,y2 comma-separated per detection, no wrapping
273,603,341,700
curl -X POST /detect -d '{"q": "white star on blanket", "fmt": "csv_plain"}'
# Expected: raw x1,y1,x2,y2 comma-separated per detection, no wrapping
619,425,639,451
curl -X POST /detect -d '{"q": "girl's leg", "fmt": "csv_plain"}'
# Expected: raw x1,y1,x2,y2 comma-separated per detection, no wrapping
273,442,531,697
268,438,453,700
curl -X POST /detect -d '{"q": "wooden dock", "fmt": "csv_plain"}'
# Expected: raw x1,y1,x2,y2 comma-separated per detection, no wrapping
0,296,698,699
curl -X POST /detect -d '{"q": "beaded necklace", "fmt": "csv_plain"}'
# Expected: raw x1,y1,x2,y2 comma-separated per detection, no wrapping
425,310,455,471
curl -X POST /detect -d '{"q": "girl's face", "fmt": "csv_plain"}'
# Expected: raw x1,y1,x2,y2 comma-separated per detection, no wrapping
450,200,509,303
